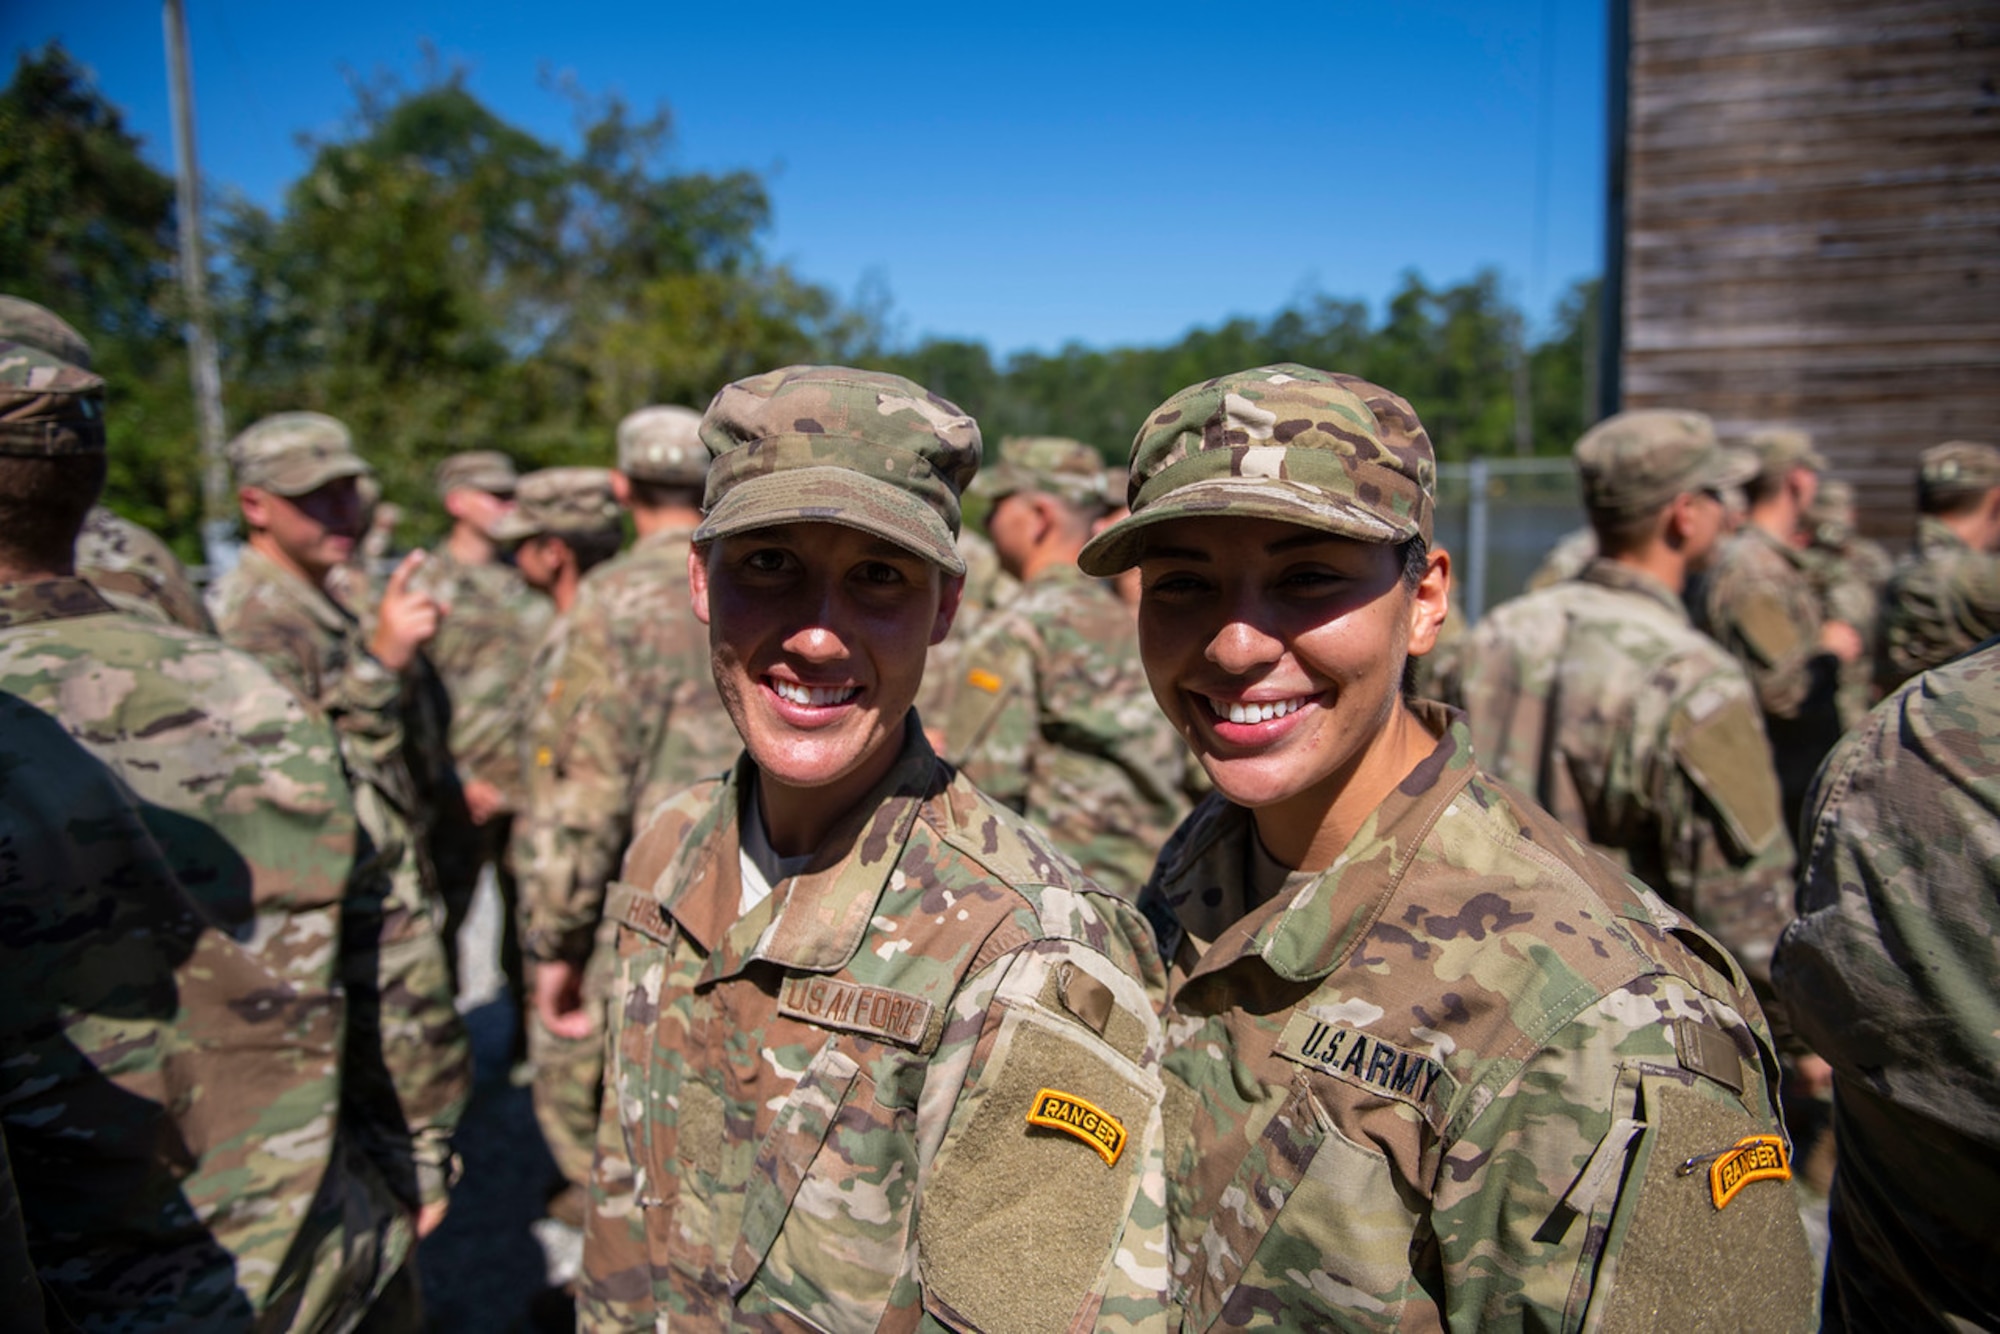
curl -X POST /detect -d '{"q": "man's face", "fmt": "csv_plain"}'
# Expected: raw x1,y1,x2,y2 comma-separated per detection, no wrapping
449,486,516,540
514,534,563,593
983,491,1038,581
691,522,962,826
244,477,364,583
1683,488,1731,570
1135,515,1445,828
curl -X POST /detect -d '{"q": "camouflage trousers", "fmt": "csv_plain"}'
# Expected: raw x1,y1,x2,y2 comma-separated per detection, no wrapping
531,937,614,1189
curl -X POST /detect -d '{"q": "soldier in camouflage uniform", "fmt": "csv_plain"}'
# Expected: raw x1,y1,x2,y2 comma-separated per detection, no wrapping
1797,477,1892,728
579,366,1169,1331
207,412,471,1238
0,295,214,633
0,340,430,1327
1877,440,2000,689
1436,411,1799,1041
1693,427,1861,838
1774,637,2000,1330
1079,366,1814,1331
418,451,551,1052
942,435,1191,900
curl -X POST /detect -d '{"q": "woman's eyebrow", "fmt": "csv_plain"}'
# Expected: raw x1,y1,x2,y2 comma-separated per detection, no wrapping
1266,531,1342,555
1141,544,1210,563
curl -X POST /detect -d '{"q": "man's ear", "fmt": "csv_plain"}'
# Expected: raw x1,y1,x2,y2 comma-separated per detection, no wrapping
1405,547,1451,657
610,471,633,509
238,486,273,533
688,543,712,626
932,572,966,646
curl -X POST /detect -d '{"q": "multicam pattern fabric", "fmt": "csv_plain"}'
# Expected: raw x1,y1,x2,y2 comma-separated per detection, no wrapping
415,546,552,803
1774,639,2000,1331
0,337,105,455
696,365,984,574
579,723,1170,1332
1078,364,1433,575
942,561,1190,902
1144,704,1815,1331
1799,531,1893,730
225,411,369,496
1693,524,1844,834
0,580,413,1328
1876,516,2000,689
1436,559,1797,1040
1525,525,1598,593
73,504,215,634
208,545,470,1208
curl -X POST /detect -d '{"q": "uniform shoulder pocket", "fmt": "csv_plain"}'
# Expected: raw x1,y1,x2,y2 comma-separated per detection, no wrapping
1674,695,1784,857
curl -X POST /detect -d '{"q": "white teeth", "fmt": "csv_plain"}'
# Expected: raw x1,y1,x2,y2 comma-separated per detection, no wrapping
1210,696,1306,724
771,680,859,708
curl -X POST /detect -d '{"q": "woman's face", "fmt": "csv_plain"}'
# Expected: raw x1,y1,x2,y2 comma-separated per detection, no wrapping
1135,515,1448,843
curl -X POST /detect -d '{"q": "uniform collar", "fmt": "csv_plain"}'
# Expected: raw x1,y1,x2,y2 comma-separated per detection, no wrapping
634,521,699,554
658,715,950,979
234,544,356,635
1917,515,1971,558
1745,521,1811,572
1160,701,1477,986
0,576,117,629
1577,557,1689,621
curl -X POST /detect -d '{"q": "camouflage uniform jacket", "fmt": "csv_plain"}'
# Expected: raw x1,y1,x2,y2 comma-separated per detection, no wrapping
416,545,551,804
579,722,1171,1333
941,561,1189,901
1436,560,1797,1040
1876,516,2000,690
73,504,216,634
0,580,414,1328
208,545,470,1207
1144,704,1814,1332
1773,639,2000,1331
1801,536,1893,730
1694,523,1844,833
518,524,736,964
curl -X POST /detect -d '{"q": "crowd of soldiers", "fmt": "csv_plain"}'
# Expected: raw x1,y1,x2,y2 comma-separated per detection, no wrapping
3,284,1997,1332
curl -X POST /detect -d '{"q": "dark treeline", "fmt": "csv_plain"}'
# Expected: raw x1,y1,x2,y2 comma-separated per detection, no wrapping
1,44,1600,558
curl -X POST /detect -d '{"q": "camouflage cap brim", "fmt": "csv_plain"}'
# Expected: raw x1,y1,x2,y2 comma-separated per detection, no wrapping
488,510,541,544
252,453,371,498
694,466,968,576
1078,473,1414,576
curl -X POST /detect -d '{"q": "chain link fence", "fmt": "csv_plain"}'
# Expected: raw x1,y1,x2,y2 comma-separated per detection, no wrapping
1434,458,1583,624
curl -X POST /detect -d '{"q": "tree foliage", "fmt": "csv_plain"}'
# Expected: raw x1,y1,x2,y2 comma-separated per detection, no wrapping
3,44,1605,557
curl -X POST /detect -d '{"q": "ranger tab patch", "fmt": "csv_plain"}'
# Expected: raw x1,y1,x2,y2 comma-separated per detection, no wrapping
778,976,932,1048
1708,1133,1790,1210
1275,1012,1454,1124
966,668,1003,694
1025,1088,1126,1166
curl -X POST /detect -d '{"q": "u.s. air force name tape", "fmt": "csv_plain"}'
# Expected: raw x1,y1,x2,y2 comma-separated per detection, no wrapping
777,976,933,1048
1025,1088,1127,1166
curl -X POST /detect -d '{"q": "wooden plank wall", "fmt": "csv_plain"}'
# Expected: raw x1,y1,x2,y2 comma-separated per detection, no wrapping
1622,0,2000,541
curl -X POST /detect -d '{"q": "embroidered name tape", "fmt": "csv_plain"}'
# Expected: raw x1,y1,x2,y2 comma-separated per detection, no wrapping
778,976,933,1048
966,668,1002,694
1026,1088,1126,1166
1709,1134,1790,1210
1275,1013,1454,1124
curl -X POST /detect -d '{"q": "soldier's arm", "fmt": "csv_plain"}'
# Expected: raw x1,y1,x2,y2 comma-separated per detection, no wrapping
1430,984,1815,1332
337,823,472,1214
912,896,1169,1333
938,620,1037,808
515,637,622,965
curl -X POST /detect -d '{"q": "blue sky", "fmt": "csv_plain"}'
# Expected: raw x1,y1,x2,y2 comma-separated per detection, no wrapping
10,1,1609,356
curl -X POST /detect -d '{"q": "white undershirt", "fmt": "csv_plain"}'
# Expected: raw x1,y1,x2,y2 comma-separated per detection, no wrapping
737,787,814,918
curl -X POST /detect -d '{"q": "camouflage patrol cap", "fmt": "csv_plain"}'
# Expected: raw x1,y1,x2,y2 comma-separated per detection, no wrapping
1743,426,1827,479
1918,441,2000,510
969,436,1110,512
1077,363,1433,576
0,296,92,369
616,405,708,486
434,450,519,498
1807,476,1857,544
490,466,622,543
695,364,981,575
0,339,106,457
1573,409,1755,519
228,412,371,496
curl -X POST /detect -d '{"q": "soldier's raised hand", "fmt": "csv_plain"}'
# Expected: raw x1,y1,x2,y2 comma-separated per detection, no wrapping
370,549,443,672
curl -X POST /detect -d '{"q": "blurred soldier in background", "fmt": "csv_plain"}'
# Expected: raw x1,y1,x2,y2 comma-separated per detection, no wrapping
1693,427,1861,836
1776,638,2000,1331
941,435,1191,900
1438,410,1797,1037
0,337,431,1327
208,411,472,1237
579,366,1168,1331
420,451,552,1056
0,294,213,633
493,466,626,1218
1798,476,1892,728
1878,441,2000,688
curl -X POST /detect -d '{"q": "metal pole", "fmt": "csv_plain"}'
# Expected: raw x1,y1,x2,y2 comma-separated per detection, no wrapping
1465,455,1491,625
163,0,236,570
